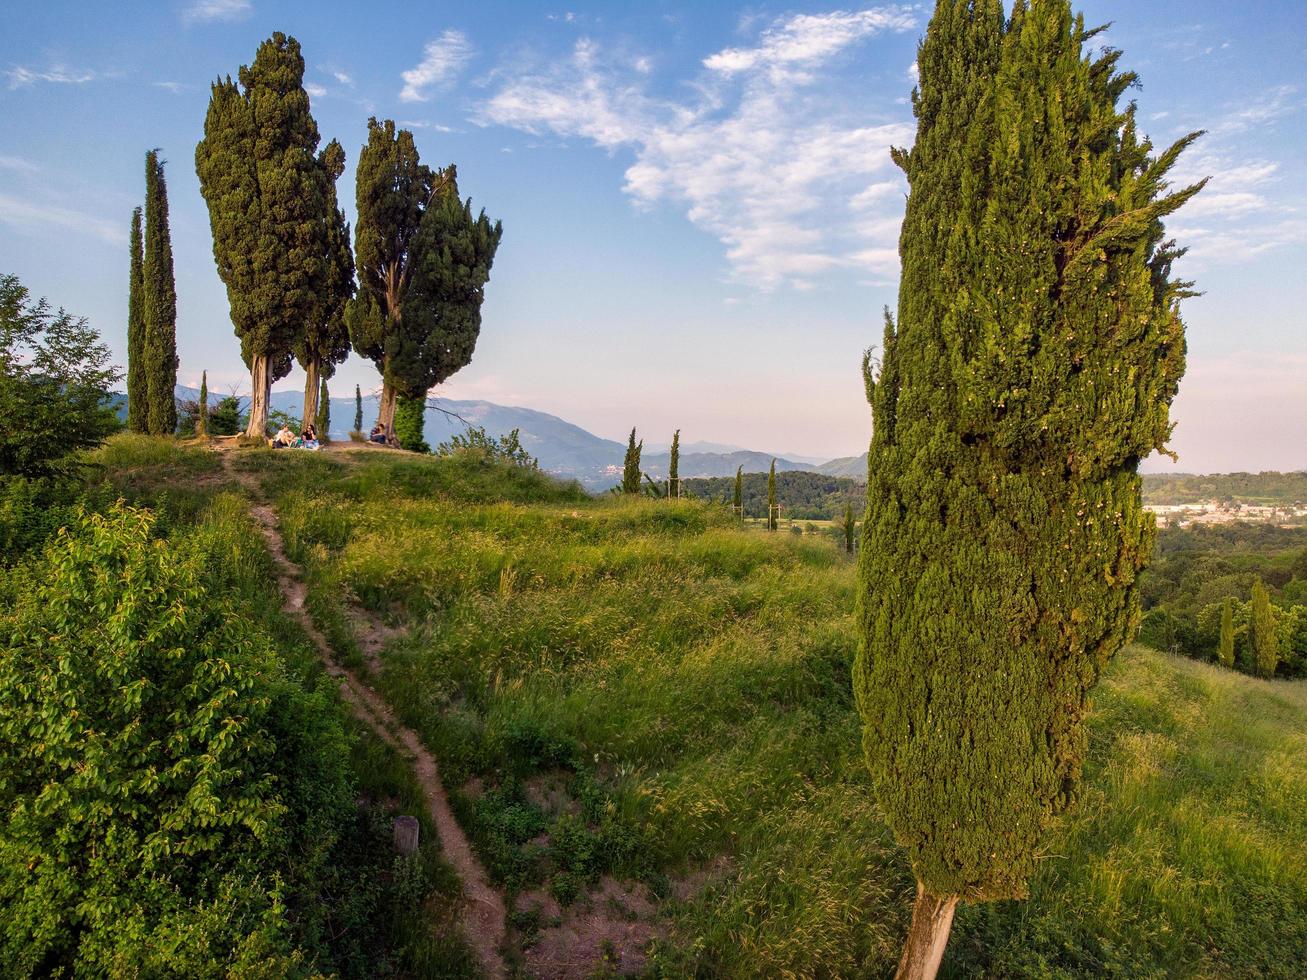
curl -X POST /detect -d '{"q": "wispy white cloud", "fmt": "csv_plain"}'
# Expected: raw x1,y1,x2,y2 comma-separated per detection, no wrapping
482,8,917,288
333,70,353,86
154,80,186,94
704,8,914,81
183,0,252,25
0,154,39,173
305,82,327,98
0,192,125,246
4,64,95,89
400,30,474,103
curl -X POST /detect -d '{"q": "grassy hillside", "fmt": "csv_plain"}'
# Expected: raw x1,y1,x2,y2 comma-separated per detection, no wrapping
234,447,1307,978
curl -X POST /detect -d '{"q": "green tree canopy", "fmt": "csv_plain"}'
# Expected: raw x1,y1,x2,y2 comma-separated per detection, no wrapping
854,1,1202,974
0,275,120,479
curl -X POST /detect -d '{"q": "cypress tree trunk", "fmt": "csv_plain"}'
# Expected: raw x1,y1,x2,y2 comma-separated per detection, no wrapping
126,208,147,433
246,354,271,439
378,380,398,441
302,357,321,432
896,886,959,980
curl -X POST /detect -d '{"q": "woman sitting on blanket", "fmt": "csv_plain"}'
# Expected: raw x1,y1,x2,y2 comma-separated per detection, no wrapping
299,422,320,451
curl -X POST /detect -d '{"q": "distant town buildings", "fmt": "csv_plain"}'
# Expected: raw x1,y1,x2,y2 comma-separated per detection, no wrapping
1146,500,1307,527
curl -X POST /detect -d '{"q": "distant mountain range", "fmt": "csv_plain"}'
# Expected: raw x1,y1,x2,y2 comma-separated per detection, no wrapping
118,386,869,491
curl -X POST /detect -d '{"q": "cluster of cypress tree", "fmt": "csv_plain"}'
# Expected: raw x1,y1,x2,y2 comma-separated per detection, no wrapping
855,1,1203,975
347,121,503,447
195,33,352,439
125,153,178,435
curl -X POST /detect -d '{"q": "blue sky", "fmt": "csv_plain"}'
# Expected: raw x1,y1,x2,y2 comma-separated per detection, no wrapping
1,1,1304,469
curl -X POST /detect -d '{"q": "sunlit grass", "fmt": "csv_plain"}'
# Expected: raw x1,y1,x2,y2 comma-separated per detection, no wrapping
251,449,1307,978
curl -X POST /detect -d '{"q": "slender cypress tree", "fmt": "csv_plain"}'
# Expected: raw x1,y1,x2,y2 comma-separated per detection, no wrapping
316,377,330,442
843,501,856,555
196,370,209,438
1249,580,1278,678
767,459,777,530
669,429,680,498
855,3,1202,976
1218,597,1235,668
125,207,147,433
733,465,743,516
354,384,363,433
621,428,642,494
297,139,355,428
196,33,333,439
142,151,178,436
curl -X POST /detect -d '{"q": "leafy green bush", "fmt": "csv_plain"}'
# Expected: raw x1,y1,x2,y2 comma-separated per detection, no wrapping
0,503,297,974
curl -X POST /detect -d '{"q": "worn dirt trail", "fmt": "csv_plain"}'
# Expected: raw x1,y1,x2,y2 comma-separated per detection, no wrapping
220,453,507,978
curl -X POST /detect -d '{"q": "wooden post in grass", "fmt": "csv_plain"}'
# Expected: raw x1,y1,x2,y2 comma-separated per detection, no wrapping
393,815,419,856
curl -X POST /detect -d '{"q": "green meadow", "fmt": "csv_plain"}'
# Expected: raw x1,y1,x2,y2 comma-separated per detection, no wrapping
226,444,1307,978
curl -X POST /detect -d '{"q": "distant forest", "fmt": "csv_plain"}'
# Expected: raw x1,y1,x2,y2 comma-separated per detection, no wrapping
680,471,865,520
1143,472,1307,505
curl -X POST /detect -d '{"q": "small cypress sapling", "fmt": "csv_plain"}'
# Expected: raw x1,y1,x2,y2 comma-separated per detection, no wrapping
1218,597,1235,668
1249,580,1278,678
621,428,642,494
733,465,743,516
354,384,363,433
196,371,208,438
669,428,680,498
767,459,777,530
316,377,330,442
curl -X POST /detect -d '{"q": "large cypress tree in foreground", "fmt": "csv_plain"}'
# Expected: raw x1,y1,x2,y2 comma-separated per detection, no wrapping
142,151,177,436
125,207,147,433
855,2,1202,976
621,428,642,494
196,33,334,439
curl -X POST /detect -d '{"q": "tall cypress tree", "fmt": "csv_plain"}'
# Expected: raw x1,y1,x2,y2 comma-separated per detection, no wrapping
843,501,856,555
1249,580,1278,678
354,384,363,433
316,377,330,441
733,465,743,516
767,459,777,530
621,428,642,494
1218,596,1235,668
196,33,333,439
296,139,355,429
668,429,680,498
142,151,177,436
125,207,147,433
855,3,1202,976
196,370,208,438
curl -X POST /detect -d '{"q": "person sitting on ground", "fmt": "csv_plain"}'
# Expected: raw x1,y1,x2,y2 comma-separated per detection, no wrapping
300,422,319,451
271,423,294,449
369,423,387,445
